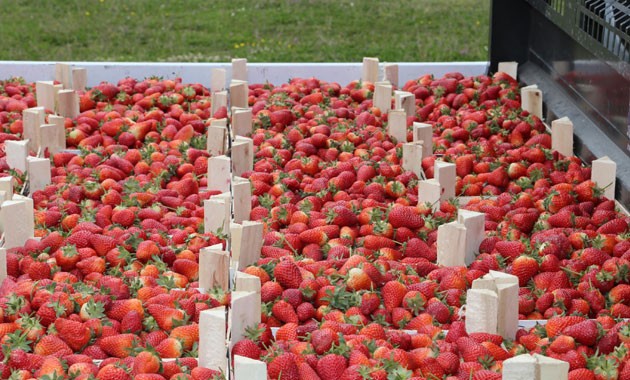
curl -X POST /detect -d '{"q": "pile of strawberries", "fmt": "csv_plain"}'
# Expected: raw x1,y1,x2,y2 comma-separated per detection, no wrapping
0,68,628,380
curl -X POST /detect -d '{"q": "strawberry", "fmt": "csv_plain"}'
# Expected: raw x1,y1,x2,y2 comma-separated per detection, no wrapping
268,352,299,380
546,316,587,338
34,335,72,356
511,255,539,286
173,259,199,281
99,334,141,358
120,310,143,334
346,267,373,291
317,354,348,380
89,234,117,256
562,319,600,346
311,328,335,355
609,284,630,304
232,339,262,360
169,324,199,351
272,300,299,324
54,318,91,351
597,218,629,234
146,304,186,331
273,259,302,289
325,206,358,227
568,368,595,380
549,335,575,354
388,206,425,229
134,349,161,374
25,260,50,280
112,207,136,227
107,299,144,321
363,235,396,250
96,364,131,380
456,337,490,362
382,281,407,311
155,337,183,358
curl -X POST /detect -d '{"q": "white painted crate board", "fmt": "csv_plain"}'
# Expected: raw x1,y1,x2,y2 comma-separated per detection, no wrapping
0,61,488,87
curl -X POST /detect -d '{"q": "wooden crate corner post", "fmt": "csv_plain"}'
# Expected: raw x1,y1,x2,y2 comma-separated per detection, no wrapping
383,63,399,88
231,136,254,177
232,176,252,224
211,68,227,93
502,354,540,380
229,291,261,347
387,109,407,144
0,198,35,248
56,90,80,119
234,271,261,293
457,209,485,266
22,107,46,153
55,63,73,89
412,122,433,158
71,68,87,92
232,107,253,138
233,355,267,380
521,84,543,119
551,117,573,157
211,91,228,120
207,156,232,193
232,58,248,82
464,288,499,336
0,177,14,201
417,179,441,212
373,82,392,114
207,122,228,156
497,61,518,81
5,140,29,173
199,307,228,372
362,57,379,83
0,248,6,284
402,142,425,179
26,156,51,193
533,354,569,380
394,90,414,117
198,247,230,292
434,160,456,201
231,221,264,270
436,221,467,267
230,80,249,109
591,156,617,200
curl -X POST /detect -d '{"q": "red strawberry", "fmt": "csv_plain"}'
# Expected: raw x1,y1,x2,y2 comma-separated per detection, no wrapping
96,364,131,380
562,319,599,346
546,316,587,338
511,255,539,286
382,281,407,311
155,337,183,358
232,339,262,360
169,324,198,351
597,218,628,234
271,300,299,324
268,353,299,380
54,318,90,351
549,335,575,354
316,354,347,380
274,260,302,289
456,337,490,362
134,350,161,374
311,328,335,355
120,311,143,334
99,334,140,358
146,304,185,332
388,206,425,229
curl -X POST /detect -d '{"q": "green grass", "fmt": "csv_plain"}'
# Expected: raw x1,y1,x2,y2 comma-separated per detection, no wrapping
0,0,490,62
